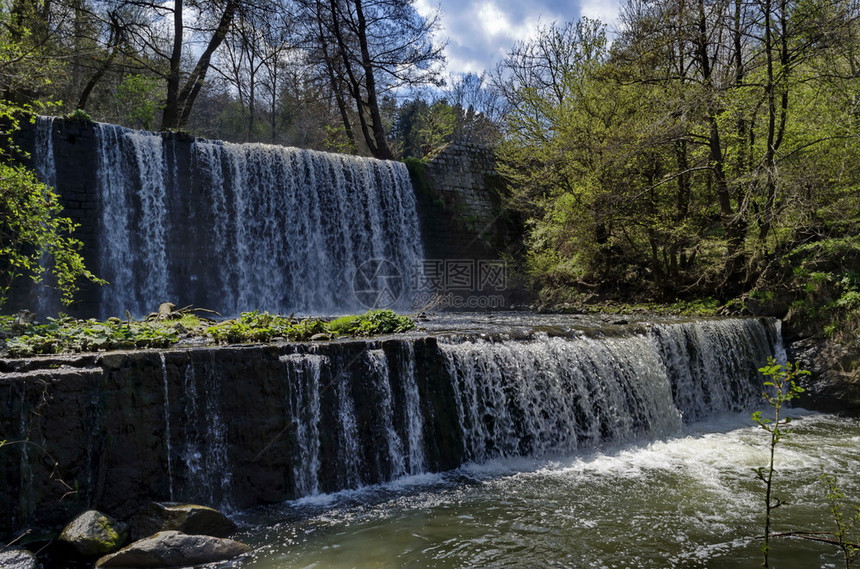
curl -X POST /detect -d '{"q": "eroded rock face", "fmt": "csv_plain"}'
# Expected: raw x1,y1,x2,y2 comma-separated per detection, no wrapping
94,530,251,568
791,338,860,413
130,502,237,540
58,509,128,558
0,548,39,569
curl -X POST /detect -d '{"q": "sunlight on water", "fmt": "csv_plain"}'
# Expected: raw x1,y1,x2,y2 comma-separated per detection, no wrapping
233,412,860,569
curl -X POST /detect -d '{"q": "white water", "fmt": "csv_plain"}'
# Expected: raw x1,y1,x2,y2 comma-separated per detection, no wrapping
440,318,777,462
177,354,233,509
160,353,174,501
31,117,58,316
234,413,860,569
282,354,326,496
90,124,423,317
368,349,408,480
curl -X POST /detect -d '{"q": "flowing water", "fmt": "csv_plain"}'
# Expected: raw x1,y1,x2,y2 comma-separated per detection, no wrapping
232,412,860,569
197,316,859,569
29,118,423,317
23,119,857,567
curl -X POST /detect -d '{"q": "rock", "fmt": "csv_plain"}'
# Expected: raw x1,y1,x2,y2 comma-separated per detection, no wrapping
11,309,36,333
156,302,177,320
130,502,237,541
94,531,251,568
310,333,332,341
58,509,128,557
0,548,39,569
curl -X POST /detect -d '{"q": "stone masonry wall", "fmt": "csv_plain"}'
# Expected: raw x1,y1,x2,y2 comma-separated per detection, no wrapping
424,142,498,225
412,142,526,310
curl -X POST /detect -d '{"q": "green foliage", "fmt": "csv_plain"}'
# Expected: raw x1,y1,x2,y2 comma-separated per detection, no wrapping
752,358,808,567
323,124,357,155
0,162,105,307
3,315,181,356
1,310,417,355
349,309,416,336
497,7,859,303
114,75,162,130
402,156,430,194
205,309,415,344
821,472,860,569
753,236,860,347
64,109,93,122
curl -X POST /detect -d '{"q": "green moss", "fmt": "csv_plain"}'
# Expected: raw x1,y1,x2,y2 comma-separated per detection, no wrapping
1,309,417,355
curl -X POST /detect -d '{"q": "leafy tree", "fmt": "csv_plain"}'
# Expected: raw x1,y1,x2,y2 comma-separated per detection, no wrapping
0,161,104,307
113,73,161,129
0,4,104,308
496,3,859,302
752,358,807,567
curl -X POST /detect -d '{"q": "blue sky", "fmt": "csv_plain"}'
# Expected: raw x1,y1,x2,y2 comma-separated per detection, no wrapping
419,0,621,76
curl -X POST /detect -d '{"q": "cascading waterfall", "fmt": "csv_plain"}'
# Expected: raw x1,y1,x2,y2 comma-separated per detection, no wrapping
1,316,785,528
175,354,232,509
90,124,423,318
334,368,363,489
32,116,59,316
440,318,780,462
367,349,407,480
200,317,776,505
33,116,56,188
400,342,426,475
283,354,325,496
160,353,175,501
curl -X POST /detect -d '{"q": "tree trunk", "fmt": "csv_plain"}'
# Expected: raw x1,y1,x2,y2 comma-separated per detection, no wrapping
160,0,184,130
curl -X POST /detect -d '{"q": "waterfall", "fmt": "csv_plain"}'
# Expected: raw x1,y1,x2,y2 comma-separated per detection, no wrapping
249,318,781,500
174,353,232,509
89,123,423,317
334,366,363,489
283,354,325,496
31,117,59,316
367,349,407,480
1,317,785,530
33,116,56,188
440,318,782,462
160,354,175,501
401,342,426,475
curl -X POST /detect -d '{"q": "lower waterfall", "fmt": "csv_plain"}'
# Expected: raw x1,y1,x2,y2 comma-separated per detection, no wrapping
0,316,784,533
169,317,779,506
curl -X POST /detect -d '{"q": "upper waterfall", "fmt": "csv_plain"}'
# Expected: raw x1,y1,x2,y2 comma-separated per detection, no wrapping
33,118,424,318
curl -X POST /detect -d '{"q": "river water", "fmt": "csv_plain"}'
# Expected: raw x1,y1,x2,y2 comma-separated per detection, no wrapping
232,411,860,569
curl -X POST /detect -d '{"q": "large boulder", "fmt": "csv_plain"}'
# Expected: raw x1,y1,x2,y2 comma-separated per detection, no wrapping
130,502,237,540
58,509,128,557
94,530,251,568
0,548,39,569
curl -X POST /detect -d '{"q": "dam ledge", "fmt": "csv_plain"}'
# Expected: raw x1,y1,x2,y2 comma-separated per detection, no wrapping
1,314,788,537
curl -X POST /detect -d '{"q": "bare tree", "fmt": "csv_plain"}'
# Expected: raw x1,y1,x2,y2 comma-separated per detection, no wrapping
300,0,445,158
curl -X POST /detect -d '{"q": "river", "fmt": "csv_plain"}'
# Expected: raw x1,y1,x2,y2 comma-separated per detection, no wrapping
232,411,860,568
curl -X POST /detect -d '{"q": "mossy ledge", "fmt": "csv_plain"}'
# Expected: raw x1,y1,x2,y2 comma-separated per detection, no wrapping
0,309,416,358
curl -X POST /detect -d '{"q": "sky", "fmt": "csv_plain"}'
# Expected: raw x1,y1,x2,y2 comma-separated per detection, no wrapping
418,0,622,77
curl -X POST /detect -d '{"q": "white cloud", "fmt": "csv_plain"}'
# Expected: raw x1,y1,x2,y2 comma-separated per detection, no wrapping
580,0,621,29
428,0,621,76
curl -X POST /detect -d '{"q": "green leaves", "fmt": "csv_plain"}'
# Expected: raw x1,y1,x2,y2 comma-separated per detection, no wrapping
0,162,106,308
3,315,179,357
1,310,417,356
204,309,415,344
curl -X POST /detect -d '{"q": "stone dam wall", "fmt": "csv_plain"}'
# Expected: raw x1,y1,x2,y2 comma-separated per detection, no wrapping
0,337,463,536
0,317,786,538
